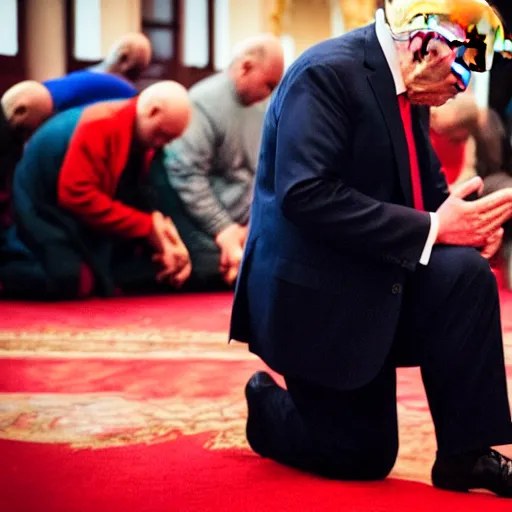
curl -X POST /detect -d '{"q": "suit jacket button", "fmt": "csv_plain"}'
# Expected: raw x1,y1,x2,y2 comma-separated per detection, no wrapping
392,284,402,295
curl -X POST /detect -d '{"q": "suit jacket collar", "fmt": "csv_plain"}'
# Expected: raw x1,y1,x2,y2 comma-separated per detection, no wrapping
364,25,415,207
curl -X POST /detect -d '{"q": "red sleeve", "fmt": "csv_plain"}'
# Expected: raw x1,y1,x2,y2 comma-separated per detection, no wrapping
57,121,153,239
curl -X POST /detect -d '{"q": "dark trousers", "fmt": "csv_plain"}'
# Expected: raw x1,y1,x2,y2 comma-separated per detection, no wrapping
248,246,512,479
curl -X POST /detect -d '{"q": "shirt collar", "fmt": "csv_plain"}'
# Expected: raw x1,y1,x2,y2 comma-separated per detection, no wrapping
375,9,406,96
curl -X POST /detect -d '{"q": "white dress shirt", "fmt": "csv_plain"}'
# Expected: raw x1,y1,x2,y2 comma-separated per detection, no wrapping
375,9,439,266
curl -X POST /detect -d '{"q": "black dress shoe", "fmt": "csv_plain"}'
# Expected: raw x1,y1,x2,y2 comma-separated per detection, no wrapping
245,371,279,457
245,371,278,400
432,449,512,497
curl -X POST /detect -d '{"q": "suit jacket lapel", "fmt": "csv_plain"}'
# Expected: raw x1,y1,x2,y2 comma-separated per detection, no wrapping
364,26,414,208
412,104,449,210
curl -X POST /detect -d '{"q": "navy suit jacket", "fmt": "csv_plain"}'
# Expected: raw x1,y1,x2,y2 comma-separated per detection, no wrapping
229,24,449,390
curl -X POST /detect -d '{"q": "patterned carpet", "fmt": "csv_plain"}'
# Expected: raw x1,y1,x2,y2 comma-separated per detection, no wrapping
1,291,512,510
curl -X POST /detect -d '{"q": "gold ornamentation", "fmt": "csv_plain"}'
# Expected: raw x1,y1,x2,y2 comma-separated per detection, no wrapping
269,0,289,36
0,385,438,484
0,328,255,360
339,0,379,32
0,325,511,486
0,393,248,451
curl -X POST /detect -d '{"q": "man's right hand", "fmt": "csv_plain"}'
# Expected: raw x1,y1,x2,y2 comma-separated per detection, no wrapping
215,223,248,285
148,211,191,288
436,176,512,247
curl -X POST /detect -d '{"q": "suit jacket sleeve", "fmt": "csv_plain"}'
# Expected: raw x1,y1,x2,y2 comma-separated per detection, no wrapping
425,144,450,210
164,106,234,237
57,121,153,239
274,64,432,270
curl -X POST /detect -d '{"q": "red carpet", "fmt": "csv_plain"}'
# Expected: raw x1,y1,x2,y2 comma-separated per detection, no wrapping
1,291,512,511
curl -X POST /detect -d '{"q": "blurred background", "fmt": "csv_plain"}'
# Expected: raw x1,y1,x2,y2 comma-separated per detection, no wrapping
0,0,510,195
0,0,389,93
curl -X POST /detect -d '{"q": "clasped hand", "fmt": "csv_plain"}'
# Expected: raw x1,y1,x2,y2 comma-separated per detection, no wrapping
215,223,248,285
436,177,512,259
149,211,192,288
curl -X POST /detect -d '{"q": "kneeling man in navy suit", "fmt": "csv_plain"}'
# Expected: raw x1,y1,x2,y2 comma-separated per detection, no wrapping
230,0,512,498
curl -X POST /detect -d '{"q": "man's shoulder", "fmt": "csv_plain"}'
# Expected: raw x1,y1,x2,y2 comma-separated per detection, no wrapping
64,100,135,153
271,25,372,112
78,99,133,127
44,71,137,107
27,107,83,144
189,73,228,100
188,73,236,116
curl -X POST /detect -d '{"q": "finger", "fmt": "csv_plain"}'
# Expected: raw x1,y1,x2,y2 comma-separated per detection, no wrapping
219,250,229,269
156,260,179,282
239,226,249,244
487,213,512,237
227,247,244,268
481,201,512,223
482,226,503,249
166,217,182,237
481,229,504,260
156,267,175,282
156,270,168,283
163,224,179,244
473,188,512,213
480,205,512,235
152,210,165,223
170,263,192,288
174,257,190,275
223,266,239,286
451,176,484,199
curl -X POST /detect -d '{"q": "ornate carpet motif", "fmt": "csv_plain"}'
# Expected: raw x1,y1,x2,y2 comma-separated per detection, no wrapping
0,329,254,360
0,364,441,484
0,393,248,451
0,292,511,490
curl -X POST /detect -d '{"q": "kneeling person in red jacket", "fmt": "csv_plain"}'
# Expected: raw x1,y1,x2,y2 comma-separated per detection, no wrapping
1,81,192,299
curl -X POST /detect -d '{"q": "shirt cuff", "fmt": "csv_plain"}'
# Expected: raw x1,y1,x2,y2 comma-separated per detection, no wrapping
419,212,439,266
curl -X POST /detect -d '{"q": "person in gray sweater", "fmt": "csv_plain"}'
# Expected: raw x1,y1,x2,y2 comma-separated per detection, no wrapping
161,34,284,287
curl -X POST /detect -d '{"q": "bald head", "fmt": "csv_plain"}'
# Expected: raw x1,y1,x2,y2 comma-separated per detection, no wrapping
135,81,191,149
104,32,152,81
228,33,284,106
1,81,53,141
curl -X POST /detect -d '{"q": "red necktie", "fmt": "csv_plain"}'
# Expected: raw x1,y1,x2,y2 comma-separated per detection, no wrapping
398,94,424,211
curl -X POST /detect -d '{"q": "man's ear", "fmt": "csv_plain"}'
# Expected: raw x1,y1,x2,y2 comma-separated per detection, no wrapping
148,105,159,118
12,104,27,122
118,51,132,72
241,57,254,75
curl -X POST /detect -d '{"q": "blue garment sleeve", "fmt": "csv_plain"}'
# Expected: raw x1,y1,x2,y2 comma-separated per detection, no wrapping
44,70,138,112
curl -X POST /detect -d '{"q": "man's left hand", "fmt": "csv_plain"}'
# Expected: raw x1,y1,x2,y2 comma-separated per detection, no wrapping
480,227,504,260
151,213,192,288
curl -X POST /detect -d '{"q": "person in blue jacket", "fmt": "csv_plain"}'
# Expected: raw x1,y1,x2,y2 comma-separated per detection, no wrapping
44,32,152,112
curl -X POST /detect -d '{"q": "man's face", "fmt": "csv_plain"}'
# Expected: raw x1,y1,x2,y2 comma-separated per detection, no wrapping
235,56,283,106
11,106,51,142
137,108,186,149
397,33,463,107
